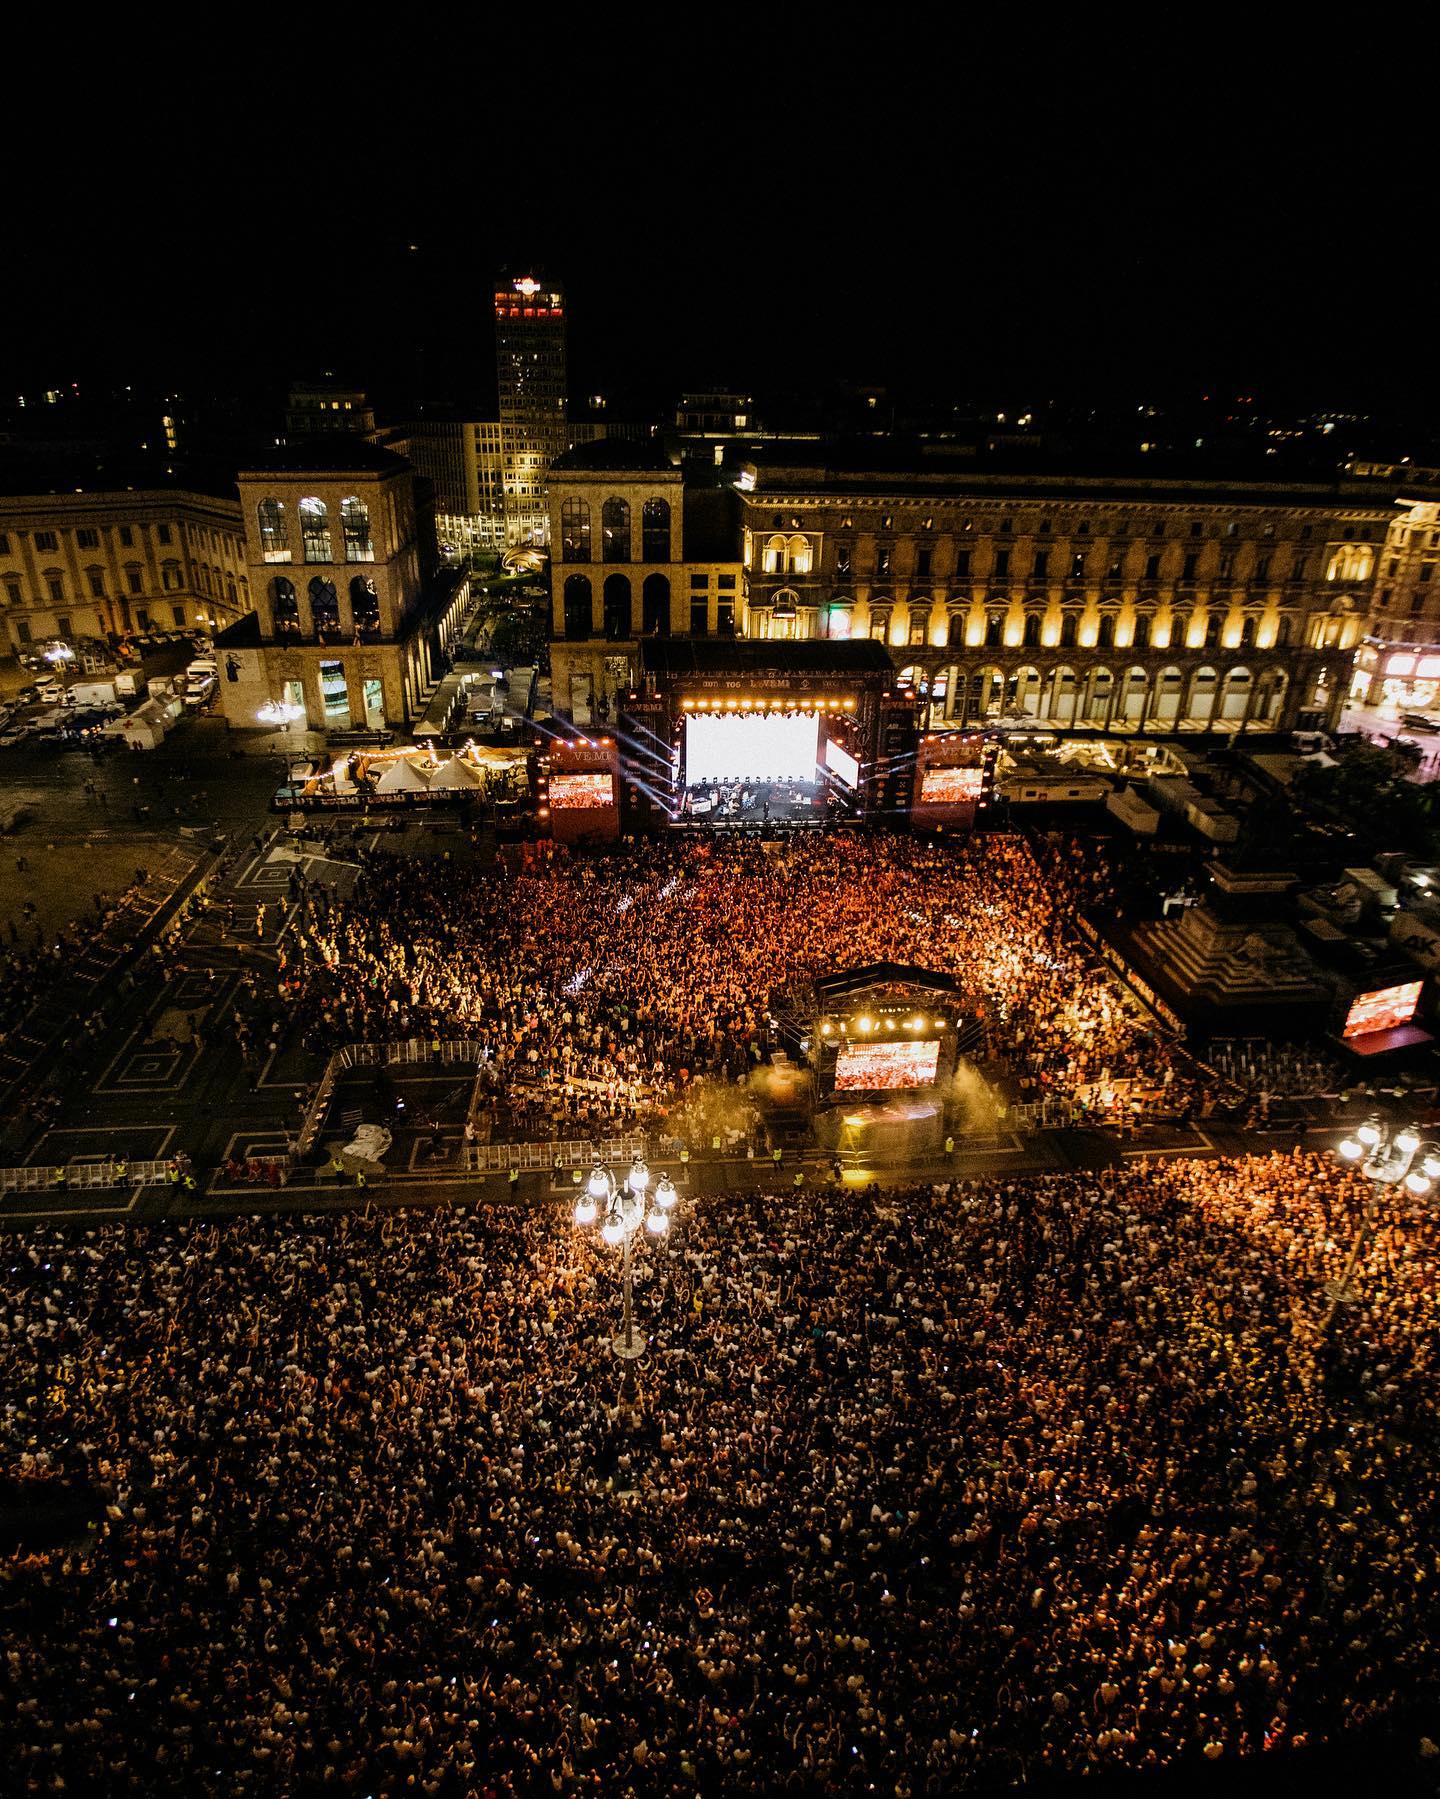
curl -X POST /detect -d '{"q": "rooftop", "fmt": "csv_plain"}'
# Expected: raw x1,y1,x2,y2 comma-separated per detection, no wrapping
236,438,411,479
552,440,676,475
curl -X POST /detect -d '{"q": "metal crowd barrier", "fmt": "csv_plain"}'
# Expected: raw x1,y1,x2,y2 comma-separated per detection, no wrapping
461,1135,689,1175
0,1159,180,1196
299,1038,486,1156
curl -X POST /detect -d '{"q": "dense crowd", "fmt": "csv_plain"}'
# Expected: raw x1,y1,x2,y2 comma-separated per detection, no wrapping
282,833,1198,1140
1,1149,1436,1794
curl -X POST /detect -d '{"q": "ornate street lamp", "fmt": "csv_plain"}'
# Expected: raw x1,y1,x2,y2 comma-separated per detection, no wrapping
1327,1117,1438,1327
574,1156,677,1360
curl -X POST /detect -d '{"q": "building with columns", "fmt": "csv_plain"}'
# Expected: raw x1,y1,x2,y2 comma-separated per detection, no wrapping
0,480,250,655
1343,459,1440,712
734,453,1396,735
214,442,468,734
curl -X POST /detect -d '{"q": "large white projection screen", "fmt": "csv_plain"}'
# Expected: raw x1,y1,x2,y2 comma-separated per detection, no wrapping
686,711,820,784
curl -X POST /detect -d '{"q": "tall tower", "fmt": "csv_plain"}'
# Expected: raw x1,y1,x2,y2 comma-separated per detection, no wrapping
494,273,568,548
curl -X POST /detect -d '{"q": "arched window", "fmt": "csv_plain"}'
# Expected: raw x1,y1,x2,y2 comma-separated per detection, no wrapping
341,497,373,562
271,576,299,635
642,572,671,635
985,613,1005,648
308,576,339,636
560,498,591,563
947,612,966,649
1274,614,1293,646
563,574,592,640
350,576,380,638
1022,613,1042,647
1096,613,1116,649
1132,613,1152,649
787,534,812,575
1060,613,1079,649
257,498,289,562
601,498,630,562
1204,612,1224,649
642,498,670,562
1239,614,1257,650
603,573,632,641
1170,613,1191,650
763,533,787,574
300,498,331,564
869,608,891,643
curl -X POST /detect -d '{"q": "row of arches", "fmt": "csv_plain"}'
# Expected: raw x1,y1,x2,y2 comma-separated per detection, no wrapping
272,574,380,641
860,605,1297,653
562,572,671,639
257,497,374,565
896,662,1303,729
559,497,671,564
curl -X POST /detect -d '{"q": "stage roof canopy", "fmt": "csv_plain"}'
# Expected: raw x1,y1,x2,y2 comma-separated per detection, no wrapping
813,962,961,1000
641,639,893,681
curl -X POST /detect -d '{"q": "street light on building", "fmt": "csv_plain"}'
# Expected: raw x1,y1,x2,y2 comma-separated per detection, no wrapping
574,1155,676,1360
1327,1116,1438,1327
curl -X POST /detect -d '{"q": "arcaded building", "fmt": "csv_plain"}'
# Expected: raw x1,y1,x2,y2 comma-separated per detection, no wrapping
214,442,468,734
547,444,1399,737
547,443,743,725
1344,459,1440,711
734,451,1396,734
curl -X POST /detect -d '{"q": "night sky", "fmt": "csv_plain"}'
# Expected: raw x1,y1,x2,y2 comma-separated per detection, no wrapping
7,30,1433,426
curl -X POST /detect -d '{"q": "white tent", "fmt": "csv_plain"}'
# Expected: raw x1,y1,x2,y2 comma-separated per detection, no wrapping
375,756,432,793
427,756,482,790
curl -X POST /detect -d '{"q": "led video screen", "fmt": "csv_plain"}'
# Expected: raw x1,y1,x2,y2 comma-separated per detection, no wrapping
1342,980,1423,1039
824,737,860,789
833,1038,941,1091
919,765,985,804
686,710,819,784
550,772,614,810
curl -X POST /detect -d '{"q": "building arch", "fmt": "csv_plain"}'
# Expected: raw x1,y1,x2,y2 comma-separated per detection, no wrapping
1187,664,1219,723
1010,664,1042,715
973,664,1005,718
1152,665,1184,725
562,573,592,640
1021,611,1043,648
1118,664,1149,724
601,497,630,562
271,575,300,635
642,498,671,562
349,576,380,638
1043,664,1079,724
603,572,632,640
1219,664,1253,722
787,533,812,575
560,497,591,563
1082,666,1114,724
299,497,331,564
257,498,289,562
308,576,339,636
1327,543,1373,583
641,572,670,635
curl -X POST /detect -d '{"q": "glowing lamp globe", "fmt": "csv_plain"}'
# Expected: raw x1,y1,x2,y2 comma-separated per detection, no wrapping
1396,1130,1421,1156
645,1209,668,1235
1356,1123,1381,1148
655,1174,677,1211
600,1219,624,1248
628,1158,650,1196
1405,1171,1431,1196
1337,1139,1363,1162
573,1197,597,1227
587,1165,612,1202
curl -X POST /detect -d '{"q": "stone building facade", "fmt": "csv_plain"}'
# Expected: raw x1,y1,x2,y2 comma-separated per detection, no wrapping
214,445,467,734
547,447,743,725
495,275,567,549
735,460,1395,734
0,486,250,655
1344,460,1440,710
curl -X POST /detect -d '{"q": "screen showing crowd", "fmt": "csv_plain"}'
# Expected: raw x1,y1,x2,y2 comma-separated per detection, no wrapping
833,1037,941,1091
1342,980,1423,1039
919,765,985,804
549,772,614,810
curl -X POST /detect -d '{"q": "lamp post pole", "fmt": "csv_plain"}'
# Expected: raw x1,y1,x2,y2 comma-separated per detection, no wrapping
1327,1118,1436,1331
574,1156,679,1363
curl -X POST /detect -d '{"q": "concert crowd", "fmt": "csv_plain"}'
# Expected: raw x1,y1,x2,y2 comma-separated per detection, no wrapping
1,1150,1436,1794
282,833,1197,1139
